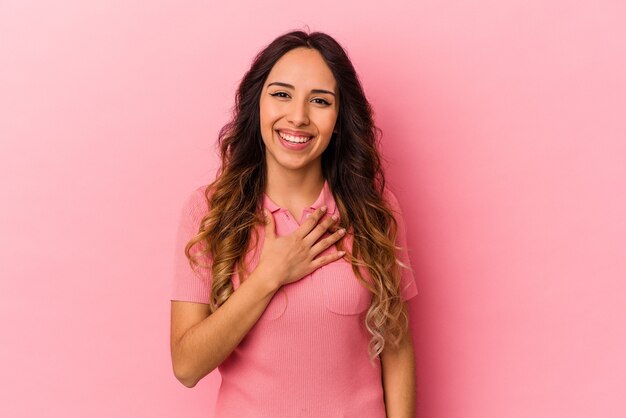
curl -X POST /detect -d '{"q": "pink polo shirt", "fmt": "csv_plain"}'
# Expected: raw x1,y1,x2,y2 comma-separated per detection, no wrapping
171,179,418,418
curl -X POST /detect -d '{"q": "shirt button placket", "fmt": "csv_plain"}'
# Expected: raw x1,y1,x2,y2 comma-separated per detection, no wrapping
282,211,294,230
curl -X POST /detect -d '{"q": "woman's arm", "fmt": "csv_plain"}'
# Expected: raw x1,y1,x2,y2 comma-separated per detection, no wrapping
380,302,416,418
170,264,281,388
170,205,343,388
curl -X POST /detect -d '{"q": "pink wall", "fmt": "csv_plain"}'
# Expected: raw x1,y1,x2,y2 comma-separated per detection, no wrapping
1,1,625,417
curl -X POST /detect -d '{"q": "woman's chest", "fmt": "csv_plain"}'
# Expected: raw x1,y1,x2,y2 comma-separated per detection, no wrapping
232,220,372,324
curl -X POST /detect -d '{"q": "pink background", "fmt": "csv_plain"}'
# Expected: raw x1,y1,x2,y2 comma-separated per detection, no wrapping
1,1,625,417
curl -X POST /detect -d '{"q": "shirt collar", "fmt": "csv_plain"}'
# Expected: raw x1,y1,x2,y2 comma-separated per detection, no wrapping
263,179,336,215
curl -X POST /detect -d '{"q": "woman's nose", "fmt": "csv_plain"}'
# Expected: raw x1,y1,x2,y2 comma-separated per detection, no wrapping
286,100,309,126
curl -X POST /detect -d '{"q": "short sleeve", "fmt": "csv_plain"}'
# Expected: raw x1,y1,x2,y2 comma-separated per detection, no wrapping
170,187,212,304
384,187,418,302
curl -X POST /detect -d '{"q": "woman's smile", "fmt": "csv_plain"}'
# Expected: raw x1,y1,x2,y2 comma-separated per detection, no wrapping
275,129,316,151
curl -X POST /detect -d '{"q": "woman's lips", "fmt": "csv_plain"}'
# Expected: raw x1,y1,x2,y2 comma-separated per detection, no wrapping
277,128,314,138
275,130,314,150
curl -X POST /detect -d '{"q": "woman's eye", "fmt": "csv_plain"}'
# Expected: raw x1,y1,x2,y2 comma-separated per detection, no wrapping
312,98,331,106
269,92,331,106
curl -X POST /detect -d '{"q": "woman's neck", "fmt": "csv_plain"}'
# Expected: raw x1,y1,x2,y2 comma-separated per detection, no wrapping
265,166,325,216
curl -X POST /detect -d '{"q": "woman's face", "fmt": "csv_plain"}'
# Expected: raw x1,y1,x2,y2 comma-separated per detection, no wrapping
259,47,339,174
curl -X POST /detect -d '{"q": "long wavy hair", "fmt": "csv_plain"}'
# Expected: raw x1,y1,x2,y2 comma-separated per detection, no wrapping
185,29,412,364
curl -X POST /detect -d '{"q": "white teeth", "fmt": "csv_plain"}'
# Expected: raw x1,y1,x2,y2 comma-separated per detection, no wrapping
278,131,312,143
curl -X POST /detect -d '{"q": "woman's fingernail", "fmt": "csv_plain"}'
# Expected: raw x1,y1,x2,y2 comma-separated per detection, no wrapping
321,205,327,212
332,214,338,221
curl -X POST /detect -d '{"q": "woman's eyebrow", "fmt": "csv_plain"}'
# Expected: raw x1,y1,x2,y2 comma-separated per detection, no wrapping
267,81,336,97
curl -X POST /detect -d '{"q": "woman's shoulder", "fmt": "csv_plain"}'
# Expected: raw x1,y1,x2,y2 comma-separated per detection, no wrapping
179,184,213,224
381,184,403,214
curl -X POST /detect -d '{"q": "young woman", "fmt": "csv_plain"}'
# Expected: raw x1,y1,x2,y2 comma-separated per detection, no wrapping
170,29,418,418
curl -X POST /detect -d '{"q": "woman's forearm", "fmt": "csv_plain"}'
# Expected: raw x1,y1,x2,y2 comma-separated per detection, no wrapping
172,265,282,387
381,314,417,417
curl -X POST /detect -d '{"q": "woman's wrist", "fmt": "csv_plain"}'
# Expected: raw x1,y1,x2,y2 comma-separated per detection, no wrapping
250,262,284,295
